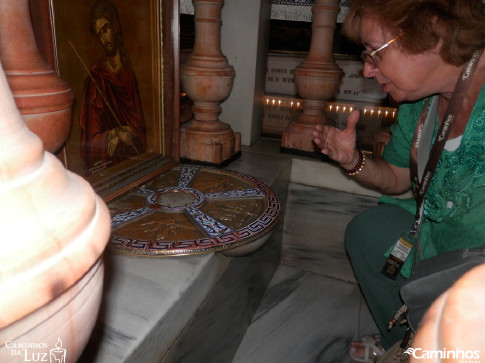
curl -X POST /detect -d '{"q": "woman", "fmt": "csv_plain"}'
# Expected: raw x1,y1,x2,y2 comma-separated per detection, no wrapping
312,0,485,360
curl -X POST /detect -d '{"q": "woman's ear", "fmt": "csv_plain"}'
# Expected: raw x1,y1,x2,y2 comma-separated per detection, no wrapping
431,37,444,54
429,15,444,54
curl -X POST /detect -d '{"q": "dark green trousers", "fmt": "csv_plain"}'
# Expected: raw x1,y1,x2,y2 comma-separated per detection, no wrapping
345,203,415,349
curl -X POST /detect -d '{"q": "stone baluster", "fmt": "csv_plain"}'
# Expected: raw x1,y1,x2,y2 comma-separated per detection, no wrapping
180,0,241,166
0,0,74,154
281,0,343,154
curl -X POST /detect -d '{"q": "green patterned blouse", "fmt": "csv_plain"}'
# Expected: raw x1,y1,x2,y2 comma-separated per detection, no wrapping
380,84,485,278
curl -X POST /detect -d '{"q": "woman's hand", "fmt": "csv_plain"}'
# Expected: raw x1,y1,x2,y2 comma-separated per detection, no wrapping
313,110,360,168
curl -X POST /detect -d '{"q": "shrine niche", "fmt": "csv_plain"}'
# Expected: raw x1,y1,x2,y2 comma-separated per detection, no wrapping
35,0,179,200
29,0,281,257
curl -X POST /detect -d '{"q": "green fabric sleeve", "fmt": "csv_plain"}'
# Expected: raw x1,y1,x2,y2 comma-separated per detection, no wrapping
382,99,427,169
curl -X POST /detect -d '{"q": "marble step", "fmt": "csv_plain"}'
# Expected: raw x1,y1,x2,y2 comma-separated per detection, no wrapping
78,146,292,363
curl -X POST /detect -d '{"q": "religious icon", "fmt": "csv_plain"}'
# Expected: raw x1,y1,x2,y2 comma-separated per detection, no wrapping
51,0,168,182
78,0,147,175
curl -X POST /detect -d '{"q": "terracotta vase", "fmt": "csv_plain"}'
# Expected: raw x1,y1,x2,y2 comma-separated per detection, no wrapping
282,0,343,153
180,0,241,166
0,58,111,362
0,0,74,153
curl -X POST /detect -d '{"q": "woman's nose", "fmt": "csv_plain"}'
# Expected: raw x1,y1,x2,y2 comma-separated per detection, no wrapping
362,62,377,78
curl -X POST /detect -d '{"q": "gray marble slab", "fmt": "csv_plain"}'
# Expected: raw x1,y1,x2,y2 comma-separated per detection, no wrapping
232,264,374,363
78,252,230,363
229,181,379,363
281,183,378,283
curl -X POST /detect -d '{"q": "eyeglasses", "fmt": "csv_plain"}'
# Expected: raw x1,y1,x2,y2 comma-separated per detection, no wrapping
360,33,404,66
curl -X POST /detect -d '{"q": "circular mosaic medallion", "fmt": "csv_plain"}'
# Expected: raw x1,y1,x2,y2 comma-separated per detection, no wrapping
108,165,281,256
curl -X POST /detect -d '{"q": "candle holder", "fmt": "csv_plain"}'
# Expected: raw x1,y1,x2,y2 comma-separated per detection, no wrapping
281,0,343,155
180,0,241,166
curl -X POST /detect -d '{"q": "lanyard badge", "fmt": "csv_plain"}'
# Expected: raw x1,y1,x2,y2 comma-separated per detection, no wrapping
381,230,416,280
380,50,481,280
382,214,422,280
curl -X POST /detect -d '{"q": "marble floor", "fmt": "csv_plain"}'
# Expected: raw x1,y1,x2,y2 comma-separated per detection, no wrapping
163,181,382,363
76,138,388,363
230,183,380,363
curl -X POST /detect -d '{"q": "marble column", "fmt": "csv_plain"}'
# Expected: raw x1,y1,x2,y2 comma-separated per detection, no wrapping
0,0,74,154
281,0,343,154
180,0,241,166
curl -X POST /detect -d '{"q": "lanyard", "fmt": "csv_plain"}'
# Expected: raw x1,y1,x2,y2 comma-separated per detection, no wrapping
409,50,482,258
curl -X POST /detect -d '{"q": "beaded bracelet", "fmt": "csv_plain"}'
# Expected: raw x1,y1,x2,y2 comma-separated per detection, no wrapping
342,150,366,176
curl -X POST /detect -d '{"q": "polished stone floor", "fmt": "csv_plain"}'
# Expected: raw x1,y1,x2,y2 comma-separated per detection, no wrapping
162,180,381,363
230,183,380,363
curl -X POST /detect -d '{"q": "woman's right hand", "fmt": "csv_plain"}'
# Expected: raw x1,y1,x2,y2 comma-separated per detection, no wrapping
312,110,360,169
